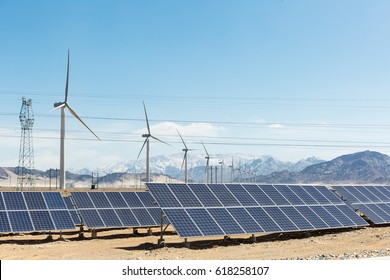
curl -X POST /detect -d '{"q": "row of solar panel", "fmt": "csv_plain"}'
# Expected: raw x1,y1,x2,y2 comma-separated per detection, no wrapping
0,192,75,233
332,186,390,204
332,186,390,224
163,205,368,238
146,183,343,208
68,192,164,229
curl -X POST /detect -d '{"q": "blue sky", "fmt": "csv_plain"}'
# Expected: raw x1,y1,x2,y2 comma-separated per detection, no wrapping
1,0,390,170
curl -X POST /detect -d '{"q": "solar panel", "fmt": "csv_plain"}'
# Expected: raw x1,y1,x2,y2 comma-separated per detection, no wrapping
70,191,162,229
0,192,76,233
0,211,11,233
333,186,390,224
147,183,369,239
50,210,76,230
63,196,81,225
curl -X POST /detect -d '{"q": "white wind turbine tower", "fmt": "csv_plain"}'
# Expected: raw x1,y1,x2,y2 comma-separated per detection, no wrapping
52,49,100,189
202,142,211,183
137,102,169,183
229,157,235,182
177,129,193,183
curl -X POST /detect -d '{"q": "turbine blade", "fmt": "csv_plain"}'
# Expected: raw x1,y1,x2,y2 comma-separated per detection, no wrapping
48,103,66,114
65,49,70,103
176,129,188,149
150,135,171,146
181,151,187,171
143,101,151,134
67,105,100,140
201,141,209,157
137,138,148,159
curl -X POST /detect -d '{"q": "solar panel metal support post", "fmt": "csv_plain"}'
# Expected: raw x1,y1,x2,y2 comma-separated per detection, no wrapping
158,209,170,247
91,229,97,238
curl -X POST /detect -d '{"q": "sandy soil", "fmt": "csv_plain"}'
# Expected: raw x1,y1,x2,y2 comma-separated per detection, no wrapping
0,225,389,260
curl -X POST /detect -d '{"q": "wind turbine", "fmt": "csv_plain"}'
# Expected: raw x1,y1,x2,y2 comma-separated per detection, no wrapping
137,102,169,182
52,49,100,189
177,129,193,183
229,157,234,182
202,142,211,183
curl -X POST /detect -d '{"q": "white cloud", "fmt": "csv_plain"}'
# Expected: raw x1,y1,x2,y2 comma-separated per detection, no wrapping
269,123,285,129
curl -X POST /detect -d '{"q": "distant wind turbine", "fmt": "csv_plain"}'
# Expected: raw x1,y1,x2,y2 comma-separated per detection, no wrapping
52,49,100,189
229,157,235,182
177,129,193,183
202,142,211,183
137,102,169,182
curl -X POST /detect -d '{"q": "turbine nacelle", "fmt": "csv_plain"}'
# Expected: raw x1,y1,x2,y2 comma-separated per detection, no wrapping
54,102,65,108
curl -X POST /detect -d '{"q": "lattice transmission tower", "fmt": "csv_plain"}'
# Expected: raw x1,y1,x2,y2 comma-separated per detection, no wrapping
17,97,36,190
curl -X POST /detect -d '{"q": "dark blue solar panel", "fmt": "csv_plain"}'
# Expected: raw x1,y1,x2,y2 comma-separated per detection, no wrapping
3,192,27,210
244,185,275,206
167,184,203,207
332,186,358,203
63,196,81,225
0,194,5,210
376,204,390,219
131,208,156,226
225,184,258,206
368,204,390,221
105,192,128,208
8,211,34,232
121,192,144,208
98,209,123,227
24,192,47,210
359,187,381,202
276,185,305,205
143,184,182,208
79,209,105,228
355,204,385,224
207,184,240,206
163,208,203,237
136,192,158,207
288,186,318,205
315,186,342,204
377,186,390,200
114,209,140,227
246,207,282,232
187,208,224,236
258,186,290,205
71,192,95,209
188,184,222,207
89,193,112,208
346,187,371,203
279,206,314,230
323,205,356,227
302,186,332,204
336,205,368,226
0,211,11,233
263,207,298,231
30,211,55,231
207,208,245,235
50,210,76,230
63,196,75,210
310,206,343,228
43,192,67,210
366,187,389,202
295,206,329,229
147,208,169,225
227,208,264,233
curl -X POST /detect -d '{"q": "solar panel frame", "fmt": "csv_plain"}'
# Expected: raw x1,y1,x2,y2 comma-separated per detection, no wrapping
0,193,5,210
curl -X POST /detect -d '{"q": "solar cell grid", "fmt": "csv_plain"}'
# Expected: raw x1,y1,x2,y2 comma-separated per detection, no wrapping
29,211,55,231
279,206,314,230
323,205,356,227
88,192,112,208
207,208,245,235
355,204,385,224
78,209,105,228
368,204,390,220
245,207,281,232
69,192,94,209
50,210,76,230
163,208,203,237
105,192,128,208
277,185,305,205
145,184,182,208
24,192,47,210
295,206,329,229
186,208,224,236
167,184,203,207
315,186,342,204
366,187,389,202
98,209,123,227
227,208,263,234
263,206,298,231
120,192,144,208
288,186,318,205
359,187,381,202
0,211,11,233
243,185,275,205
0,194,5,210
136,192,158,207
207,184,241,206
131,208,156,226
187,184,222,207
302,186,332,204
376,186,390,201
310,206,342,228
8,211,34,232
225,184,258,206
258,185,290,205
43,192,67,210
114,209,140,227
3,192,27,210
336,205,368,226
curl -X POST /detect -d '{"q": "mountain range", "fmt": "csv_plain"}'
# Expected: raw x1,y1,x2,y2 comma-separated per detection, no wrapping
2,150,390,187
